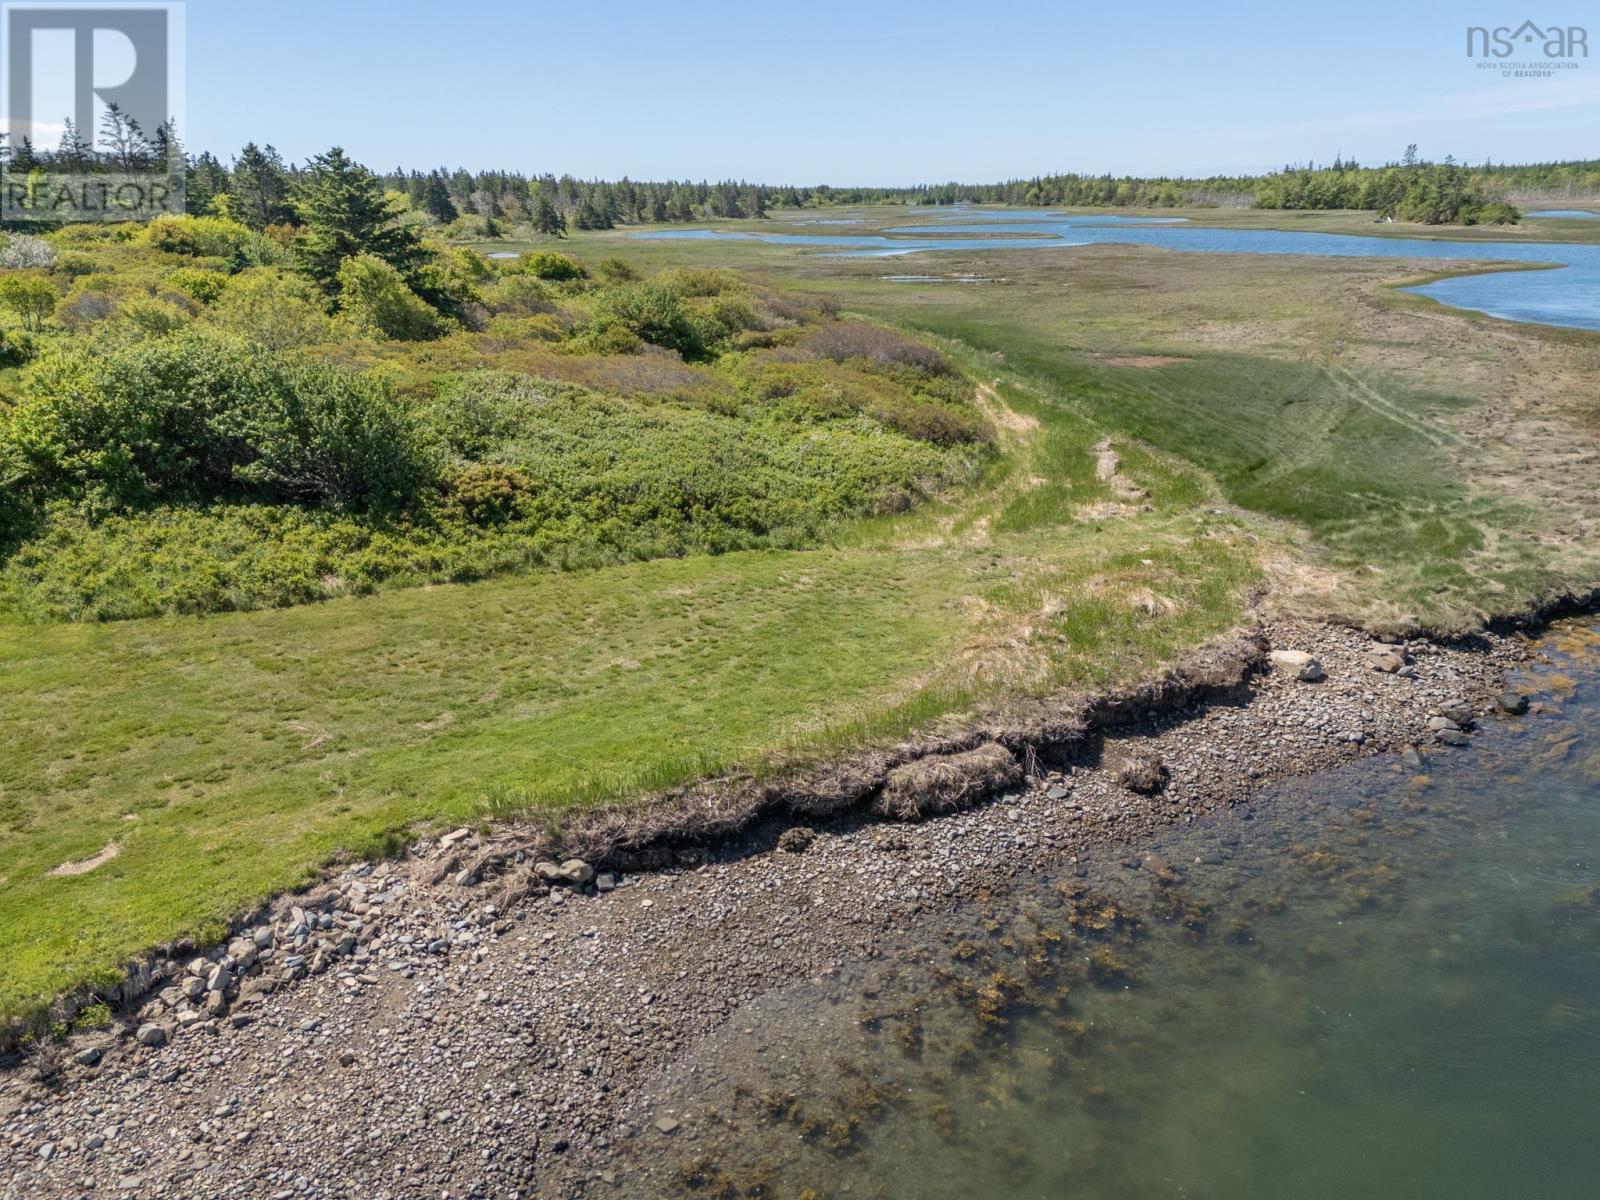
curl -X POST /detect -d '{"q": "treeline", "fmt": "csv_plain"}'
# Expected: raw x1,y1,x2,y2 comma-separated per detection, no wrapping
7,126,1599,231
1253,150,1521,224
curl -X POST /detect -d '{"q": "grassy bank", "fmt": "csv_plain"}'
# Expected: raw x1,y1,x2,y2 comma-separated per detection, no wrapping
0,352,1261,1025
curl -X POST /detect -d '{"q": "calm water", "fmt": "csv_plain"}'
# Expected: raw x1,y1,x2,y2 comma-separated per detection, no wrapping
635,211,1600,331
611,624,1600,1199
1527,210,1599,219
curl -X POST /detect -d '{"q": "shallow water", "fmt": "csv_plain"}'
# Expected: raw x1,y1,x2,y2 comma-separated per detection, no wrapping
1527,210,1599,219
611,624,1600,1200
635,210,1600,331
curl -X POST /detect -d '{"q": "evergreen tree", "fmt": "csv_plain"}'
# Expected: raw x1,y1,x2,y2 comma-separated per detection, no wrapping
186,151,231,215
99,103,149,172
233,142,294,229
421,172,458,223
293,147,425,293
532,192,566,237
55,119,91,171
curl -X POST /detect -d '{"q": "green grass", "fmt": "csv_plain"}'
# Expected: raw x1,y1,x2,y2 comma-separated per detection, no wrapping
0,360,1261,1026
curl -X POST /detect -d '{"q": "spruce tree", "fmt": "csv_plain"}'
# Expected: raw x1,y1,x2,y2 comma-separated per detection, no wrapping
293,147,424,293
421,172,458,223
233,143,293,230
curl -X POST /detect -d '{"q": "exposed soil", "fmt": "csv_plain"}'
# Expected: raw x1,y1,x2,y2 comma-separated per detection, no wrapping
0,616,1566,1200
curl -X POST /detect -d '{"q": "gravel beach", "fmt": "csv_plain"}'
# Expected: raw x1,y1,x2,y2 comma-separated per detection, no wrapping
0,619,1544,1199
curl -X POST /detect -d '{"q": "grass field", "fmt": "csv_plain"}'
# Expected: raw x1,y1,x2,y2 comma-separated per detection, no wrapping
7,205,1600,1031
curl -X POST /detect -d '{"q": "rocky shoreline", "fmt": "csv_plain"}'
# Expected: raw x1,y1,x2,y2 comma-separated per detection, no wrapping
0,615,1575,1199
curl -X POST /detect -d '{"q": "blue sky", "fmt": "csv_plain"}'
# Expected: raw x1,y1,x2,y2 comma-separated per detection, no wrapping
177,0,1598,181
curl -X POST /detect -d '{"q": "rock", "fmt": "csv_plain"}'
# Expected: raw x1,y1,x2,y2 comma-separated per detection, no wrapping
338,1051,356,1067
252,926,275,950
533,861,563,883
654,1117,681,1135
777,827,815,854
1497,692,1530,715
1297,660,1326,683
1439,700,1474,725
74,1046,103,1067
38,1142,54,1161
205,964,231,993
1427,716,1461,732
135,1023,168,1048
1368,650,1406,674
559,859,595,885
1109,750,1167,795
1401,747,1426,770
203,990,228,1017
1139,852,1179,883
1435,728,1471,747
1270,649,1315,671
595,872,618,891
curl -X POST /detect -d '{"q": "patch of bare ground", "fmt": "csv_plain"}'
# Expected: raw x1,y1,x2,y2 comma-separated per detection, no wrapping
47,844,120,878
1093,438,1149,504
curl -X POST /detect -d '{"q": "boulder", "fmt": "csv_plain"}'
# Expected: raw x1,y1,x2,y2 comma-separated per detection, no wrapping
559,859,594,885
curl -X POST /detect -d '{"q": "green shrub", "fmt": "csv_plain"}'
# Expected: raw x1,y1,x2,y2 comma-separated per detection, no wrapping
521,251,587,281
0,327,37,368
586,281,707,359
51,252,97,278
1468,202,1521,226
597,257,639,283
115,296,192,338
0,275,58,332
3,330,434,512
447,462,534,525
142,215,254,258
336,254,449,341
166,267,230,304
480,274,554,316
204,269,339,349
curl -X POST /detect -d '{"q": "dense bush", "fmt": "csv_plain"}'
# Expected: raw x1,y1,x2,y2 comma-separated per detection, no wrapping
583,280,709,359
336,254,449,341
597,257,639,283
520,251,587,281
0,327,37,367
2,330,433,513
166,267,229,304
203,269,340,349
0,227,989,622
142,215,254,259
480,274,554,315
